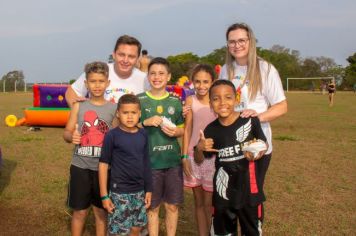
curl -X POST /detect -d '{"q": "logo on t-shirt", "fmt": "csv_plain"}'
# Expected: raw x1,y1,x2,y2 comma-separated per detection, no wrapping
75,110,110,158
156,105,163,114
168,106,175,115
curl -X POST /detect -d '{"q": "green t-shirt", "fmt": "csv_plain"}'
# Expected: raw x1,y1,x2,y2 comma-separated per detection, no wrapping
137,91,184,169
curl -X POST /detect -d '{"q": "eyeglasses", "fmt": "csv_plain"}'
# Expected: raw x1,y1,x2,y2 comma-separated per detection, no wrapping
227,38,249,48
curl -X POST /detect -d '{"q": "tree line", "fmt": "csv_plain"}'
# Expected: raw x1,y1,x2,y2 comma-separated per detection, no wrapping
1,46,355,91
167,45,355,90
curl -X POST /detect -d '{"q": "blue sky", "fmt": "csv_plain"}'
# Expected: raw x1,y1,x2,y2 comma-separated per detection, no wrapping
0,0,355,83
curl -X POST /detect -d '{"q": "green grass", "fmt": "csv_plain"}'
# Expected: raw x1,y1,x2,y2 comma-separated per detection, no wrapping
1,92,356,235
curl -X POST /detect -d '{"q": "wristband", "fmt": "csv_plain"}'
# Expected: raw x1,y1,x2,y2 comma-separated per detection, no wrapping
141,121,146,128
101,195,109,201
181,154,189,159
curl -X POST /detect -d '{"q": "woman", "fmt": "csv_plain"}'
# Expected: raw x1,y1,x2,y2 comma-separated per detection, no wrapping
328,79,336,107
219,22,287,231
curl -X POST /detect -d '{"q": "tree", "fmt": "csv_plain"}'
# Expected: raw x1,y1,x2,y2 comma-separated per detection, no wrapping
200,47,226,66
315,56,337,73
0,70,25,91
167,52,200,84
301,58,321,77
257,46,302,88
343,53,356,88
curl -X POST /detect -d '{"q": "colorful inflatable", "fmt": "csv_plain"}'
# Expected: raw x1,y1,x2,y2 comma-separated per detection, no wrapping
9,84,71,127
166,85,195,102
33,84,69,108
24,107,70,127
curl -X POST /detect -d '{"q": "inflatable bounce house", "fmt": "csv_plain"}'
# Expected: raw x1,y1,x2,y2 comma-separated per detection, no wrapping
5,84,70,127
5,79,195,127
166,76,195,102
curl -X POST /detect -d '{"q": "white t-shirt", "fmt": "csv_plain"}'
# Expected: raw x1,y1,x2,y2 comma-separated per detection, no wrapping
71,63,148,103
219,60,286,154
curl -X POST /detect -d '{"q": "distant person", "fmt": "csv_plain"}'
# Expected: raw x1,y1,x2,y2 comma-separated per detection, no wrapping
63,62,117,236
65,35,147,107
99,94,152,236
195,80,268,236
182,64,217,236
321,82,327,95
353,83,356,93
328,79,336,107
137,57,184,236
138,50,151,73
219,22,287,232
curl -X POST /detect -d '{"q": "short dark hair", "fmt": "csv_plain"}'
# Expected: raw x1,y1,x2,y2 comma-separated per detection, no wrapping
114,35,142,56
190,64,216,82
209,80,236,98
142,49,148,55
148,57,170,73
84,61,109,79
117,94,141,110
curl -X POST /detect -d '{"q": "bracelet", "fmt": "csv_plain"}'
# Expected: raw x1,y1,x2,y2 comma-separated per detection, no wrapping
141,121,146,128
181,154,189,159
101,195,110,201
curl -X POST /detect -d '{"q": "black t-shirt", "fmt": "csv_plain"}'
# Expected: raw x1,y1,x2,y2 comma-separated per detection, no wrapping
204,116,267,209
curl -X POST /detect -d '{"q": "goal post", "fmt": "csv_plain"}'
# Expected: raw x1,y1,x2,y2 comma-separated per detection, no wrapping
286,77,334,92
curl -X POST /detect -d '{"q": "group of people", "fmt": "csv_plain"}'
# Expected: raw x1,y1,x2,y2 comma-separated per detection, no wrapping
64,22,287,236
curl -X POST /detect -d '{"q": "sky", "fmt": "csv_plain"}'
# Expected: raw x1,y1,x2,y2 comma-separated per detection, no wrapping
0,0,355,83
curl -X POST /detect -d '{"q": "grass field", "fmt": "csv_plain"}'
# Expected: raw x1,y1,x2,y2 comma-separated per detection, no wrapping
0,92,355,235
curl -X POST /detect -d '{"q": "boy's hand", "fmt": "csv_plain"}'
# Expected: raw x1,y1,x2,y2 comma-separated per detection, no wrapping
72,124,81,144
244,150,266,161
102,198,115,214
144,116,162,127
144,192,152,209
161,125,176,137
182,158,193,178
197,130,218,152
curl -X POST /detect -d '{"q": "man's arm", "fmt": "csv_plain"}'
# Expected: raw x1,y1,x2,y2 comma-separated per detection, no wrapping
65,86,84,108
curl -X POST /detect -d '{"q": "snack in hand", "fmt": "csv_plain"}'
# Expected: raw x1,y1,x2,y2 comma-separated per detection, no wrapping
160,116,176,128
242,139,267,159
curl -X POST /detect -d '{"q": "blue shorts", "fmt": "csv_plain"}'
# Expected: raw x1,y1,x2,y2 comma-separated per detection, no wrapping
108,191,147,235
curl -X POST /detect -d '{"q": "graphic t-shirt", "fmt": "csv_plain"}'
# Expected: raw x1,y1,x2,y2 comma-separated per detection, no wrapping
71,64,148,103
71,101,116,171
204,116,266,209
219,60,286,154
137,92,184,169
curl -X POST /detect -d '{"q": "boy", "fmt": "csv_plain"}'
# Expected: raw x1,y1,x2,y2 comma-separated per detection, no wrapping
63,61,116,236
98,94,152,236
195,80,267,236
137,57,184,236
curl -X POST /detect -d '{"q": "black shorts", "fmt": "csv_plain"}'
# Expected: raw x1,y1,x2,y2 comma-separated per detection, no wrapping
150,165,184,208
67,165,103,210
211,204,264,236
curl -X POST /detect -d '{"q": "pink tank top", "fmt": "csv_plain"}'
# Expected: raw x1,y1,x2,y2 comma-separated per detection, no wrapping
188,95,217,157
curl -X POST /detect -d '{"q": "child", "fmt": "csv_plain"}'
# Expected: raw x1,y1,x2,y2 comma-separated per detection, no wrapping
98,94,152,236
181,64,217,236
63,61,116,236
195,80,267,236
137,57,184,236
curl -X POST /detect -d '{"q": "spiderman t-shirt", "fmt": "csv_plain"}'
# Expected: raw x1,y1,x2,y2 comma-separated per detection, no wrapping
71,101,116,171
204,116,266,209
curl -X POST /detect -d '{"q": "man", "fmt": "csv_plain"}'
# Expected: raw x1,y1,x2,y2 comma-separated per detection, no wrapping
138,49,151,73
65,35,147,107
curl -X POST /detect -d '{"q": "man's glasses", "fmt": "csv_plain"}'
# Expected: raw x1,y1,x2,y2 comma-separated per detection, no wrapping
227,38,249,48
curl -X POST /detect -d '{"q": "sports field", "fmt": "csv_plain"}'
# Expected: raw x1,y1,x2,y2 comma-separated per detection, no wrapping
0,92,355,235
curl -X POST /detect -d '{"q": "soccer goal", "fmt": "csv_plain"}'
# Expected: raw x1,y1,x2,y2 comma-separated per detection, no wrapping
286,77,334,92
